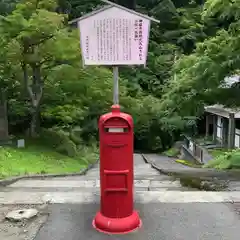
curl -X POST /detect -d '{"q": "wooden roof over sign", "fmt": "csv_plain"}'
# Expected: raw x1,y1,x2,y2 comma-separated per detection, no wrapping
69,0,160,24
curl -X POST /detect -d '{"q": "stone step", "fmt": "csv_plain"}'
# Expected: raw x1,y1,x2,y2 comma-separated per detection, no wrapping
0,190,238,204
7,179,182,190
87,164,152,170
0,186,195,192
86,170,159,177
86,167,154,175
48,174,173,181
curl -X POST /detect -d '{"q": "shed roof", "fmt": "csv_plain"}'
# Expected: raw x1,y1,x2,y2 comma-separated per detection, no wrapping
69,0,160,24
204,104,240,119
220,75,240,88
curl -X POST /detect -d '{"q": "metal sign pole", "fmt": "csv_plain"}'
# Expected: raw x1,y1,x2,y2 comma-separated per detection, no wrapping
113,66,119,105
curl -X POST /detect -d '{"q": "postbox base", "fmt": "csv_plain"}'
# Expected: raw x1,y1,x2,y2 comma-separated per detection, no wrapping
92,210,142,234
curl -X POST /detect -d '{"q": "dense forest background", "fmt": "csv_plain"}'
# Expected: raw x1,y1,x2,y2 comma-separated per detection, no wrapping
0,0,239,155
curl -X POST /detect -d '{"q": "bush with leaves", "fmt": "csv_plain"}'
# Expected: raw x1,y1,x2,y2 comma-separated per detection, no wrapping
1,0,216,153
159,0,240,127
204,149,240,170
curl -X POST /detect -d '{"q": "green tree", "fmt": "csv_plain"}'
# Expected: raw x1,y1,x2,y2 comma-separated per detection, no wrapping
1,0,81,136
159,0,240,129
0,0,18,15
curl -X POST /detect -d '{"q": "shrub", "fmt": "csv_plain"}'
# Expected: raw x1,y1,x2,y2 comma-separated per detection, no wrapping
39,128,77,157
56,139,77,157
40,128,68,148
163,147,180,157
204,149,240,169
69,127,83,145
77,143,98,165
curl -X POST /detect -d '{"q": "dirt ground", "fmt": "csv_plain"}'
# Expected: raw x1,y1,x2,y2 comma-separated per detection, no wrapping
0,204,49,240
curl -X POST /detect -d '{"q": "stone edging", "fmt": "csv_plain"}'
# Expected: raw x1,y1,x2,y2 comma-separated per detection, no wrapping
142,154,240,181
142,154,235,191
0,160,99,187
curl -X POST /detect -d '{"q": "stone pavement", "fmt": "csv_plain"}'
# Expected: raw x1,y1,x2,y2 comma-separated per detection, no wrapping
0,154,240,240
143,153,240,190
0,154,196,205
142,153,188,169
34,203,240,240
0,154,239,204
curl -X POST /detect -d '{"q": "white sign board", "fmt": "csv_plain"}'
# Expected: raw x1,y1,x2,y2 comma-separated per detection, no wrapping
78,6,151,66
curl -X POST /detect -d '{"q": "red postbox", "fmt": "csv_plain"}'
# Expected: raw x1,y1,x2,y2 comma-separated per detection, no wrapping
92,104,141,234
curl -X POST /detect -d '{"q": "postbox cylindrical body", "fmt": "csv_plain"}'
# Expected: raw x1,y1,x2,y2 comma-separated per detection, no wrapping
92,105,141,234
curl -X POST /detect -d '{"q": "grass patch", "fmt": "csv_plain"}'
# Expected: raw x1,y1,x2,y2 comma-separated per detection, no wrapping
208,148,229,158
204,148,240,169
0,143,97,179
163,147,179,157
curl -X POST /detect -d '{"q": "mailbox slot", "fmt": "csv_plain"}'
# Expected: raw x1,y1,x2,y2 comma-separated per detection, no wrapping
104,127,128,133
103,117,130,134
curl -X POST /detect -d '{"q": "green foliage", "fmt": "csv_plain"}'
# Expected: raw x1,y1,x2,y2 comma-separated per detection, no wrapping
38,127,98,164
159,0,240,130
56,139,77,157
0,0,83,136
69,127,83,145
204,149,240,169
40,128,77,157
2,0,240,154
208,148,229,158
202,0,240,21
163,147,180,157
0,0,18,16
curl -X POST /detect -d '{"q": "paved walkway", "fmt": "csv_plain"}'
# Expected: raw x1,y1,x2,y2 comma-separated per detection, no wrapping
0,155,191,205
35,202,240,240
142,153,190,169
0,154,240,240
0,154,239,204
143,154,240,190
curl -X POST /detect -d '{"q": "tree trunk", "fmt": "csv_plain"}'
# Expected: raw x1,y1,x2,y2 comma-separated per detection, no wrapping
22,62,42,138
29,65,42,137
30,103,41,138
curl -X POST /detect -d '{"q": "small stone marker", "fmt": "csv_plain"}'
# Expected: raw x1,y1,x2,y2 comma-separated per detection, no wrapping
5,208,38,222
17,139,25,148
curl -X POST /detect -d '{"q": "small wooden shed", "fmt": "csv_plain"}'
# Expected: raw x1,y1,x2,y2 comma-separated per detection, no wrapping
204,104,240,149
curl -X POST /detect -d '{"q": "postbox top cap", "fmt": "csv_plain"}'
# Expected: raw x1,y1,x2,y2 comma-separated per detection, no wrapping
111,104,120,113
99,104,133,126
